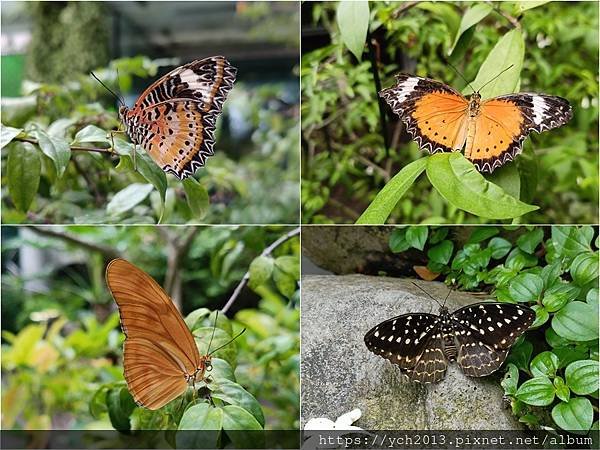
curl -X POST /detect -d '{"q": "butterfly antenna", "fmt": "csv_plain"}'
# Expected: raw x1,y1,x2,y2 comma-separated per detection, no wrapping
411,282,443,308
446,60,476,94
90,71,125,107
477,64,515,94
441,286,453,308
208,328,246,356
205,311,219,355
115,67,126,106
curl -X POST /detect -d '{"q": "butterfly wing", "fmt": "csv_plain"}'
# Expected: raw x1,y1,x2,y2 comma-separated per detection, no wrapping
105,259,201,409
380,74,469,154
124,56,236,179
466,94,572,172
364,313,445,382
451,302,535,377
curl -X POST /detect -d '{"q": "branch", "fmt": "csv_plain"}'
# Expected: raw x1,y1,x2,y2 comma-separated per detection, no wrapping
493,4,522,30
14,136,113,154
161,227,200,309
28,226,120,259
221,227,300,314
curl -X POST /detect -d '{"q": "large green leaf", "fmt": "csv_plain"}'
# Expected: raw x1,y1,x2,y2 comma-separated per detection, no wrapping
551,397,593,432
515,376,555,406
248,256,274,289
450,3,493,54
222,405,264,448
183,177,210,220
7,142,41,213
72,125,110,144
426,153,538,219
468,29,525,98
135,152,167,220
356,157,427,224
32,128,71,178
509,273,544,302
177,403,222,449
106,183,154,217
565,360,599,395
336,0,369,60
209,379,265,427
530,351,559,378
552,301,599,341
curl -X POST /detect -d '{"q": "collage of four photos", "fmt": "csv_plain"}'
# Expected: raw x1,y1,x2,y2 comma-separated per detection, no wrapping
1,1,599,449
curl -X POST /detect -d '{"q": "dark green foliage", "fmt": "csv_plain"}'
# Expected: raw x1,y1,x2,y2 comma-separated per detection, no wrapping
26,2,109,83
302,1,598,224
387,225,599,433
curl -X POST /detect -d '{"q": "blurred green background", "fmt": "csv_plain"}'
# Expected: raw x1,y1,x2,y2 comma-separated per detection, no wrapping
1,1,299,224
301,1,598,224
1,225,300,431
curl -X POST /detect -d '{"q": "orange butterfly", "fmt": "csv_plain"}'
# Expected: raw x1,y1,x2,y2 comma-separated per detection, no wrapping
118,56,236,179
106,258,239,410
380,73,572,173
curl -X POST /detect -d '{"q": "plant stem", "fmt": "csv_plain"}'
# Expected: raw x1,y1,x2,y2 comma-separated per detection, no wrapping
14,136,113,154
221,227,300,314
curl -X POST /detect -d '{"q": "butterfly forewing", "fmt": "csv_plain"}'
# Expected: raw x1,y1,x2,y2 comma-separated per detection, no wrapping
121,56,236,179
106,259,202,409
365,301,534,383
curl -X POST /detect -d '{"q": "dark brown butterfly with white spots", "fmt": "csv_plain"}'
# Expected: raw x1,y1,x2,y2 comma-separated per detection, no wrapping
118,56,236,179
364,286,535,383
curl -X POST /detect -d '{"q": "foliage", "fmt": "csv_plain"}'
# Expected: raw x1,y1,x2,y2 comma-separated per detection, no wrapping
388,225,599,433
1,56,299,224
1,226,299,437
302,1,598,224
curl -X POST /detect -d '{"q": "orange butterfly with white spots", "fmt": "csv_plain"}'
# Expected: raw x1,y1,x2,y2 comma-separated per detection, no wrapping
380,73,572,173
119,56,236,179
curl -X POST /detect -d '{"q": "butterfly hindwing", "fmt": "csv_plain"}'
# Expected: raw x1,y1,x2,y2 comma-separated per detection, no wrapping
468,93,572,172
405,334,448,383
121,56,236,179
379,74,469,154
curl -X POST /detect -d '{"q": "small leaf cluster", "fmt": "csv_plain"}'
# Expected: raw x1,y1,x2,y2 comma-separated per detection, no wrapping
389,225,599,433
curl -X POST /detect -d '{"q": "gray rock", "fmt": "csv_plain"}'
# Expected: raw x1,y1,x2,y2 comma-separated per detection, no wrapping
301,274,524,430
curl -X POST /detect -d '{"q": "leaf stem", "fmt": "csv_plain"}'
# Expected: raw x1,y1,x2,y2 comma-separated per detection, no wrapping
13,136,113,154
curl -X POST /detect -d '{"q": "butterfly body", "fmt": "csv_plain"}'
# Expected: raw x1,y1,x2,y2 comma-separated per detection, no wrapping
364,301,535,383
119,56,236,179
380,73,572,173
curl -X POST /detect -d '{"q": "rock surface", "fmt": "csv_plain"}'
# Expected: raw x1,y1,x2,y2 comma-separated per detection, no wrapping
301,275,524,430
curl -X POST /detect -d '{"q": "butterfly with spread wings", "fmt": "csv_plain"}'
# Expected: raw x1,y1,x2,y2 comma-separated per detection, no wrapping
364,287,535,383
379,73,572,173
117,56,236,179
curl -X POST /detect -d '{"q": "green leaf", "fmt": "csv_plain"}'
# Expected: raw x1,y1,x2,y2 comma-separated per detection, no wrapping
183,177,210,220
426,153,538,219
106,387,135,432
72,125,110,144
7,142,41,213
415,2,460,37
540,261,563,288
468,29,525,99
209,379,265,427
32,129,71,178
486,163,520,200
551,397,593,432
565,360,599,395
551,226,593,259
248,256,274,289
274,255,300,280
135,152,167,218
501,363,519,396
514,1,550,12
450,3,493,54
194,327,237,369
516,228,544,254
552,301,599,341
427,240,454,265
516,376,555,406
336,0,369,60
389,228,410,253
467,227,499,244
106,183,154,216
508,273,544,303
506,339,533,372
222,405,264,448
570,252,599,287
273,266,297,299
356,158,427,224
530,351,559,378
545,328,571,348
553,346,589,369
177,403,223,448
531,304,549,328
488,237,512,259
553,377,570,403
0,125,23,149
542,283,580,312
406,226,428,251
